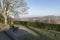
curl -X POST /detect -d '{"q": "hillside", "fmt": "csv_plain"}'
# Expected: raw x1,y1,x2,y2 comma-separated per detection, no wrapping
15,15,60,24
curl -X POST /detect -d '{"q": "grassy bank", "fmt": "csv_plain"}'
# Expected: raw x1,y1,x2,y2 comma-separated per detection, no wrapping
16,24,60,40
14,21,60,31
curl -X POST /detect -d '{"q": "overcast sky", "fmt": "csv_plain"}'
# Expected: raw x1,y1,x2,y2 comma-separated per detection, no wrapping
20,0,60,18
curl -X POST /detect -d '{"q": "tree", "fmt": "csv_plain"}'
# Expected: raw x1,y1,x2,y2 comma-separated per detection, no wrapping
0,0,28,25
0,14,4,23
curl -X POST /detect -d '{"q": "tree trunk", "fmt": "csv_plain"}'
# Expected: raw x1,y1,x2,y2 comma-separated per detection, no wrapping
4,15,7,25
2,11,8,25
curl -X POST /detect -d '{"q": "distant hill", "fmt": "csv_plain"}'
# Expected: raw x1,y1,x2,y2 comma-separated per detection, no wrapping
14,15,60,24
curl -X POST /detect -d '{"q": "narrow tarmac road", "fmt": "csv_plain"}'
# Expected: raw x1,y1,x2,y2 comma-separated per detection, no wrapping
0,32,11,40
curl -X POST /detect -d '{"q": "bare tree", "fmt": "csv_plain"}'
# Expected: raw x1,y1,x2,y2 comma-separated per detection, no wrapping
0,0,28,25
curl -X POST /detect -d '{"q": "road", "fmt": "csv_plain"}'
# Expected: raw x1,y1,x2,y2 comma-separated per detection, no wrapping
0,32,11,40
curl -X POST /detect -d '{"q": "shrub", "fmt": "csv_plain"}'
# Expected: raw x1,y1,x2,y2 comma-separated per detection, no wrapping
13,21,60,31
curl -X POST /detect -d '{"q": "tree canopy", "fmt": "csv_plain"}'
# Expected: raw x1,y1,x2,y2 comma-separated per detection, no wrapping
0,0,28,18
0,0,28,24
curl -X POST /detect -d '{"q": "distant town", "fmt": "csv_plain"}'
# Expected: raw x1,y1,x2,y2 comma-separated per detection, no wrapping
15,15,60,24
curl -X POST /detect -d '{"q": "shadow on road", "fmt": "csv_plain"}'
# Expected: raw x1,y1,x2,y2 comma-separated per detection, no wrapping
0,31,11,40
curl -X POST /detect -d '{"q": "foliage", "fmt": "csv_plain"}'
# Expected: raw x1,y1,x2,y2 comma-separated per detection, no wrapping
0,14,4,23
0,0,28,24
13,21,60,31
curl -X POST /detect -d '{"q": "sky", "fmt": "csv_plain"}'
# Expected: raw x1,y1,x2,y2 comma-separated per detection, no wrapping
20,0,60,18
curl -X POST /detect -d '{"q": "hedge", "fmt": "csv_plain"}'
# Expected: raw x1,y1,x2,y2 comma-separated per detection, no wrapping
13,21,60,31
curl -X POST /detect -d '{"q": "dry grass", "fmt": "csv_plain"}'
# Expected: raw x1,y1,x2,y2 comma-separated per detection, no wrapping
0,23,9,31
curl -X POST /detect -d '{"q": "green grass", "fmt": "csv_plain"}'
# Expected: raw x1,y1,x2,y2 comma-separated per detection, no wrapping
14,26,54,40
16,25,60,40
19,33,54,40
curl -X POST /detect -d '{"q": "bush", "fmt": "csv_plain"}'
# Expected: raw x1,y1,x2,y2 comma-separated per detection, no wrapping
13,21,60,31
